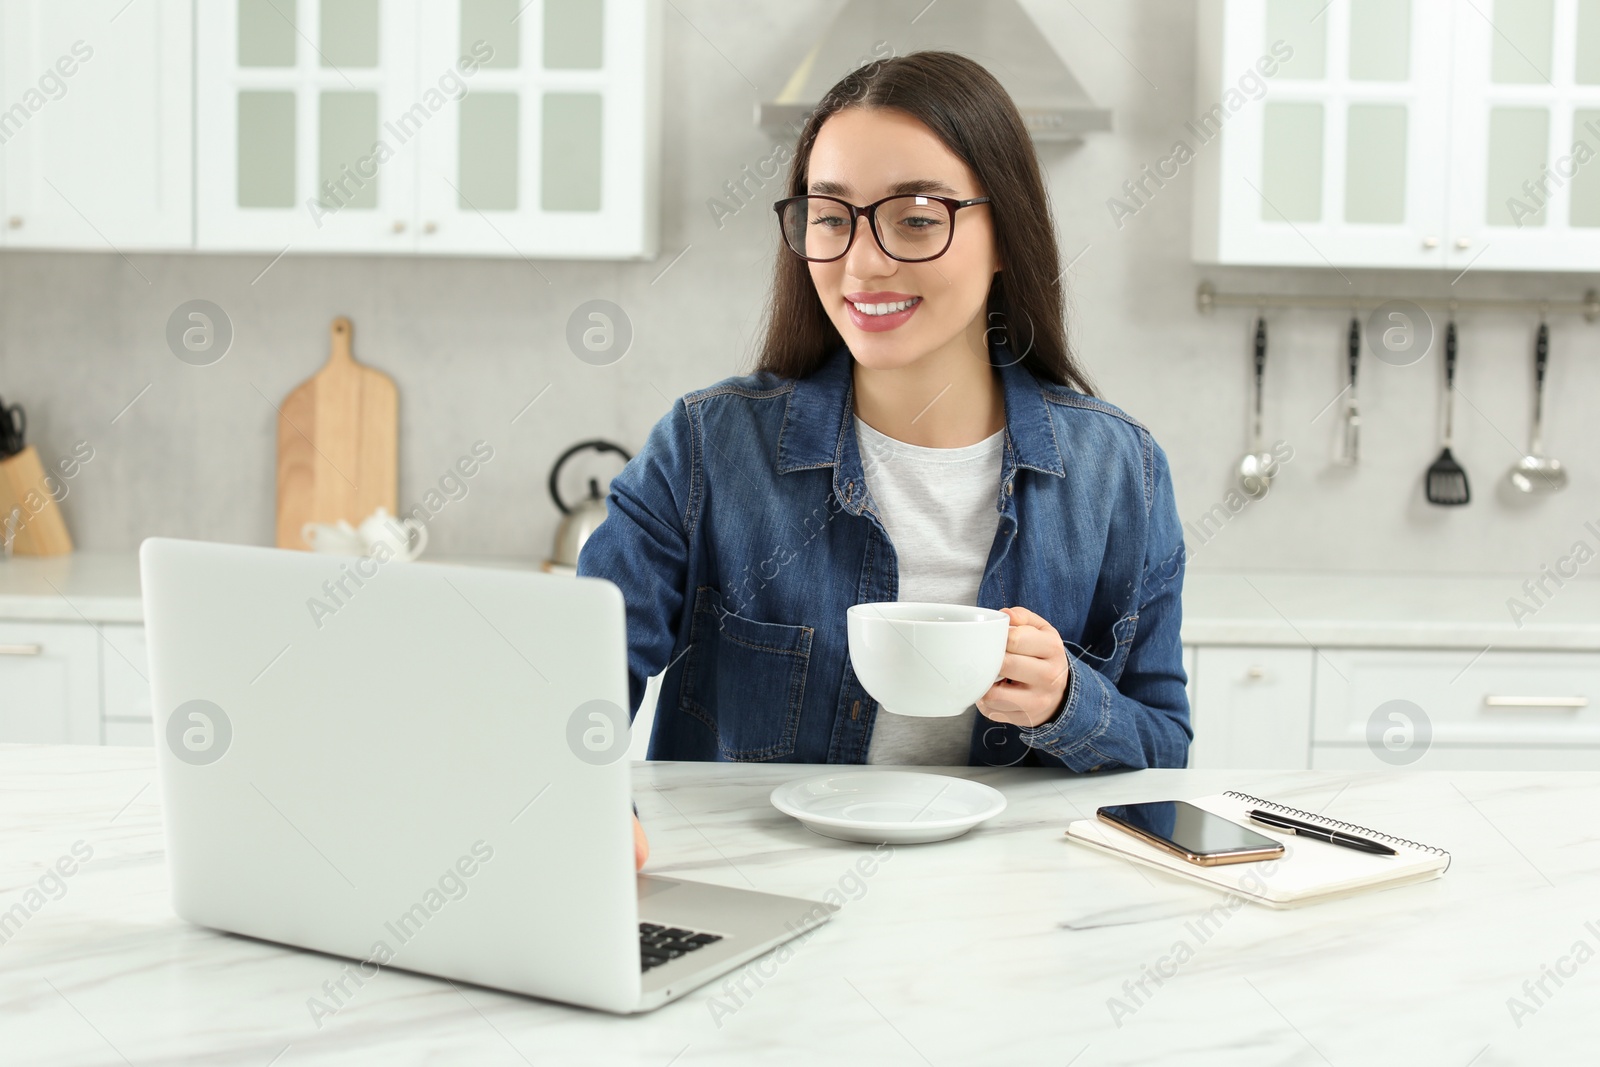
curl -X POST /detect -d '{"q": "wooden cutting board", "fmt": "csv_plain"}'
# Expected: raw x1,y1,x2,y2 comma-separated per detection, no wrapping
275,317,398,548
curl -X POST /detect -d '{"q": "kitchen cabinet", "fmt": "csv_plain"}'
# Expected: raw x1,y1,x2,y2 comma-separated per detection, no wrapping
1193,0,1600,270
99,623,154,747
8,559,1600,769
195,0,423,253
1187,646,1315,768
0,618,150,747
0,620,100,743
410,0,662,258
1445,0,1600,269
1185,641,1600,770
0,0,192,250
195,0,662,258
1312,647,1600,768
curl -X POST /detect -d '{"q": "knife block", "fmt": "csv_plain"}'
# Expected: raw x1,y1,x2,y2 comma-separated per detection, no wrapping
0,446,74,556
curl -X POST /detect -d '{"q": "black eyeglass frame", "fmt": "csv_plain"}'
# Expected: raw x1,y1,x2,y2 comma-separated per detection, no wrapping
772,193,993,263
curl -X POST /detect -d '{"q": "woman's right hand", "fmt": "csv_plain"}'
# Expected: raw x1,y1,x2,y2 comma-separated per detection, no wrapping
633,814,649,870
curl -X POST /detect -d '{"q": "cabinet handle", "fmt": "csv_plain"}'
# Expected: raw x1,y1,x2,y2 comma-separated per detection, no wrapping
423,220,437,234
7,216,21,230
0,643,42,655
1454,236,1472,250
1483,695,1588,709
1246,666,1266,680
392,220,407,234
1421,235,1439,249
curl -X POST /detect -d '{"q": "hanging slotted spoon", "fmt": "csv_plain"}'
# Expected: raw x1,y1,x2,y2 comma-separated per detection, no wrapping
1508,321,1567,493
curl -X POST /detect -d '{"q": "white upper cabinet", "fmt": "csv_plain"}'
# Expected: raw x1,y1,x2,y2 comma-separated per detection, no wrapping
1447,0,1600,270
412,0,662,258
1194,0,1600,270
195,0,661,258
1193,0,1454,268
1,0,193,250
196,0,422,253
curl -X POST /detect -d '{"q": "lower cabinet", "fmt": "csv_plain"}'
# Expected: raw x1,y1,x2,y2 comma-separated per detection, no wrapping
99,624,155,748
0,620,101,743
9,615,1600,769
1312,648,1600,771
0,619,152,746
1188,647,1314,769
1186,643,1600,770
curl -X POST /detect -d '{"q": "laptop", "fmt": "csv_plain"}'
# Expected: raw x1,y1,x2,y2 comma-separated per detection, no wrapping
139,537,835,1014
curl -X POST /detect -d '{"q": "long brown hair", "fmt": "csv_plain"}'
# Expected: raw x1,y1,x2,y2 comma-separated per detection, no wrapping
752,50,1095,396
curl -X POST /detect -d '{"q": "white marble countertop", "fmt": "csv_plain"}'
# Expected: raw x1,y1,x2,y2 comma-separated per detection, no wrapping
3,744,1596,1065
0,551,542,626
0,552,146,624
4,551,1599,650
1182,570,1600,651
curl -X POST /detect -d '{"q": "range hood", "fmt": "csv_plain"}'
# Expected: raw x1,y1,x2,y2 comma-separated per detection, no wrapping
757,0,1112,144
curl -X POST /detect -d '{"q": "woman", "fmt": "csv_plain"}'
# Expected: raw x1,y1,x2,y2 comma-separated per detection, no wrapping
578,51,1191,869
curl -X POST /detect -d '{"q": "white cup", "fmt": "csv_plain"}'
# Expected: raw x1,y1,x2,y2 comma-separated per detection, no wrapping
357,507,428,562
846,602,1011,718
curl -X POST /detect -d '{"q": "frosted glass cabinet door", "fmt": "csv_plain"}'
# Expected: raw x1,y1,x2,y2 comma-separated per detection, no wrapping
1446,0,1600,269
0,0,193,250
1193,0,1454,268
196,0,421,252
413,0,662,258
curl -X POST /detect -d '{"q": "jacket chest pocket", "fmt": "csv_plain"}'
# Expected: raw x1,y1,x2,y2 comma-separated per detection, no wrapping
677,586,814,761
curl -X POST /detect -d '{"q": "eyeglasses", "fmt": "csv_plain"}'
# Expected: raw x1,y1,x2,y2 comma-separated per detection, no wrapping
773,193,992,263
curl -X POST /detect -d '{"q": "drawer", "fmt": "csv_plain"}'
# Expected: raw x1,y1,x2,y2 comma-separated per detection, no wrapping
1315,649,1600,748
0,620,100,743
99,624,153,721
1189,647,1314,769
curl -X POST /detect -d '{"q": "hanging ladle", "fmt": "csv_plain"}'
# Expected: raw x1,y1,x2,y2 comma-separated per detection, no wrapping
1238,316,1276,498
1508,320,1567,493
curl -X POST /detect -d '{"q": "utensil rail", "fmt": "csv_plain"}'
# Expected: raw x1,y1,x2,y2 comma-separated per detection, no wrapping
1196,283,1600,322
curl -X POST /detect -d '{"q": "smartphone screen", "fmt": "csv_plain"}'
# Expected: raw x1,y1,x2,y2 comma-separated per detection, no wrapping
1097,801,1284,865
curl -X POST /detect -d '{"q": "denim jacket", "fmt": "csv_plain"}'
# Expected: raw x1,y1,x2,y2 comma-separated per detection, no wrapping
576,336,1191,771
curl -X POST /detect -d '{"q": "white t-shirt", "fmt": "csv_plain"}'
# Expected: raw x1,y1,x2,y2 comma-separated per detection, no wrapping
855,414,1005,765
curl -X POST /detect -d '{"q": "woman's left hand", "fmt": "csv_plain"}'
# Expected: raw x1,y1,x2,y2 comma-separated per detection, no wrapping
975,606,1071,729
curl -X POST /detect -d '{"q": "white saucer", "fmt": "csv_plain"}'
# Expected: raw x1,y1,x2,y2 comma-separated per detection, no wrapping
770,771,1007,844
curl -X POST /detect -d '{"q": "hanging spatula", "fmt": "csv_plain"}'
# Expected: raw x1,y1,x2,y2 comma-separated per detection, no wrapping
1425,320,1469,506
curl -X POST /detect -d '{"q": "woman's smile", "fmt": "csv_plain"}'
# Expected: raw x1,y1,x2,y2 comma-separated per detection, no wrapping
846,291,924,331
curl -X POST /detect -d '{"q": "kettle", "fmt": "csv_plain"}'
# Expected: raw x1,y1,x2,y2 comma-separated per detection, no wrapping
548,438,632,570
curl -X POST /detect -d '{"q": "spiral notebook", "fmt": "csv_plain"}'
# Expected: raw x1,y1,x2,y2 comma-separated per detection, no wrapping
1064,791,1452,909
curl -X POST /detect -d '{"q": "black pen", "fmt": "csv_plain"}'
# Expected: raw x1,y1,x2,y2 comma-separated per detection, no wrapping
1247,810,1396,856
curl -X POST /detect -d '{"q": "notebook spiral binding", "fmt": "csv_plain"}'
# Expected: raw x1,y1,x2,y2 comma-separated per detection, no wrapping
1223,791,1452,872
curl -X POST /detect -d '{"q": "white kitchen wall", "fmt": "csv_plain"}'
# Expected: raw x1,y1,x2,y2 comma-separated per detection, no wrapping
0,0,1595,579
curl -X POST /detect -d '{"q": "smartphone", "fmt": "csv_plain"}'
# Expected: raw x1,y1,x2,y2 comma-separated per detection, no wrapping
1096,801,1285,866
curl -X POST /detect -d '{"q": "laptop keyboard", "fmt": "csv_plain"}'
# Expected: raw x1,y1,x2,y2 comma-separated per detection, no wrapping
639,922,723,971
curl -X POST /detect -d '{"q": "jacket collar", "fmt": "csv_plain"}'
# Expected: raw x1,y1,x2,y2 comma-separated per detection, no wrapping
775,335,1066,511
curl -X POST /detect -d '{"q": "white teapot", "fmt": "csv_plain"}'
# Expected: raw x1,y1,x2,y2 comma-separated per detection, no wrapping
357,507,428,562
302,507,427,562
